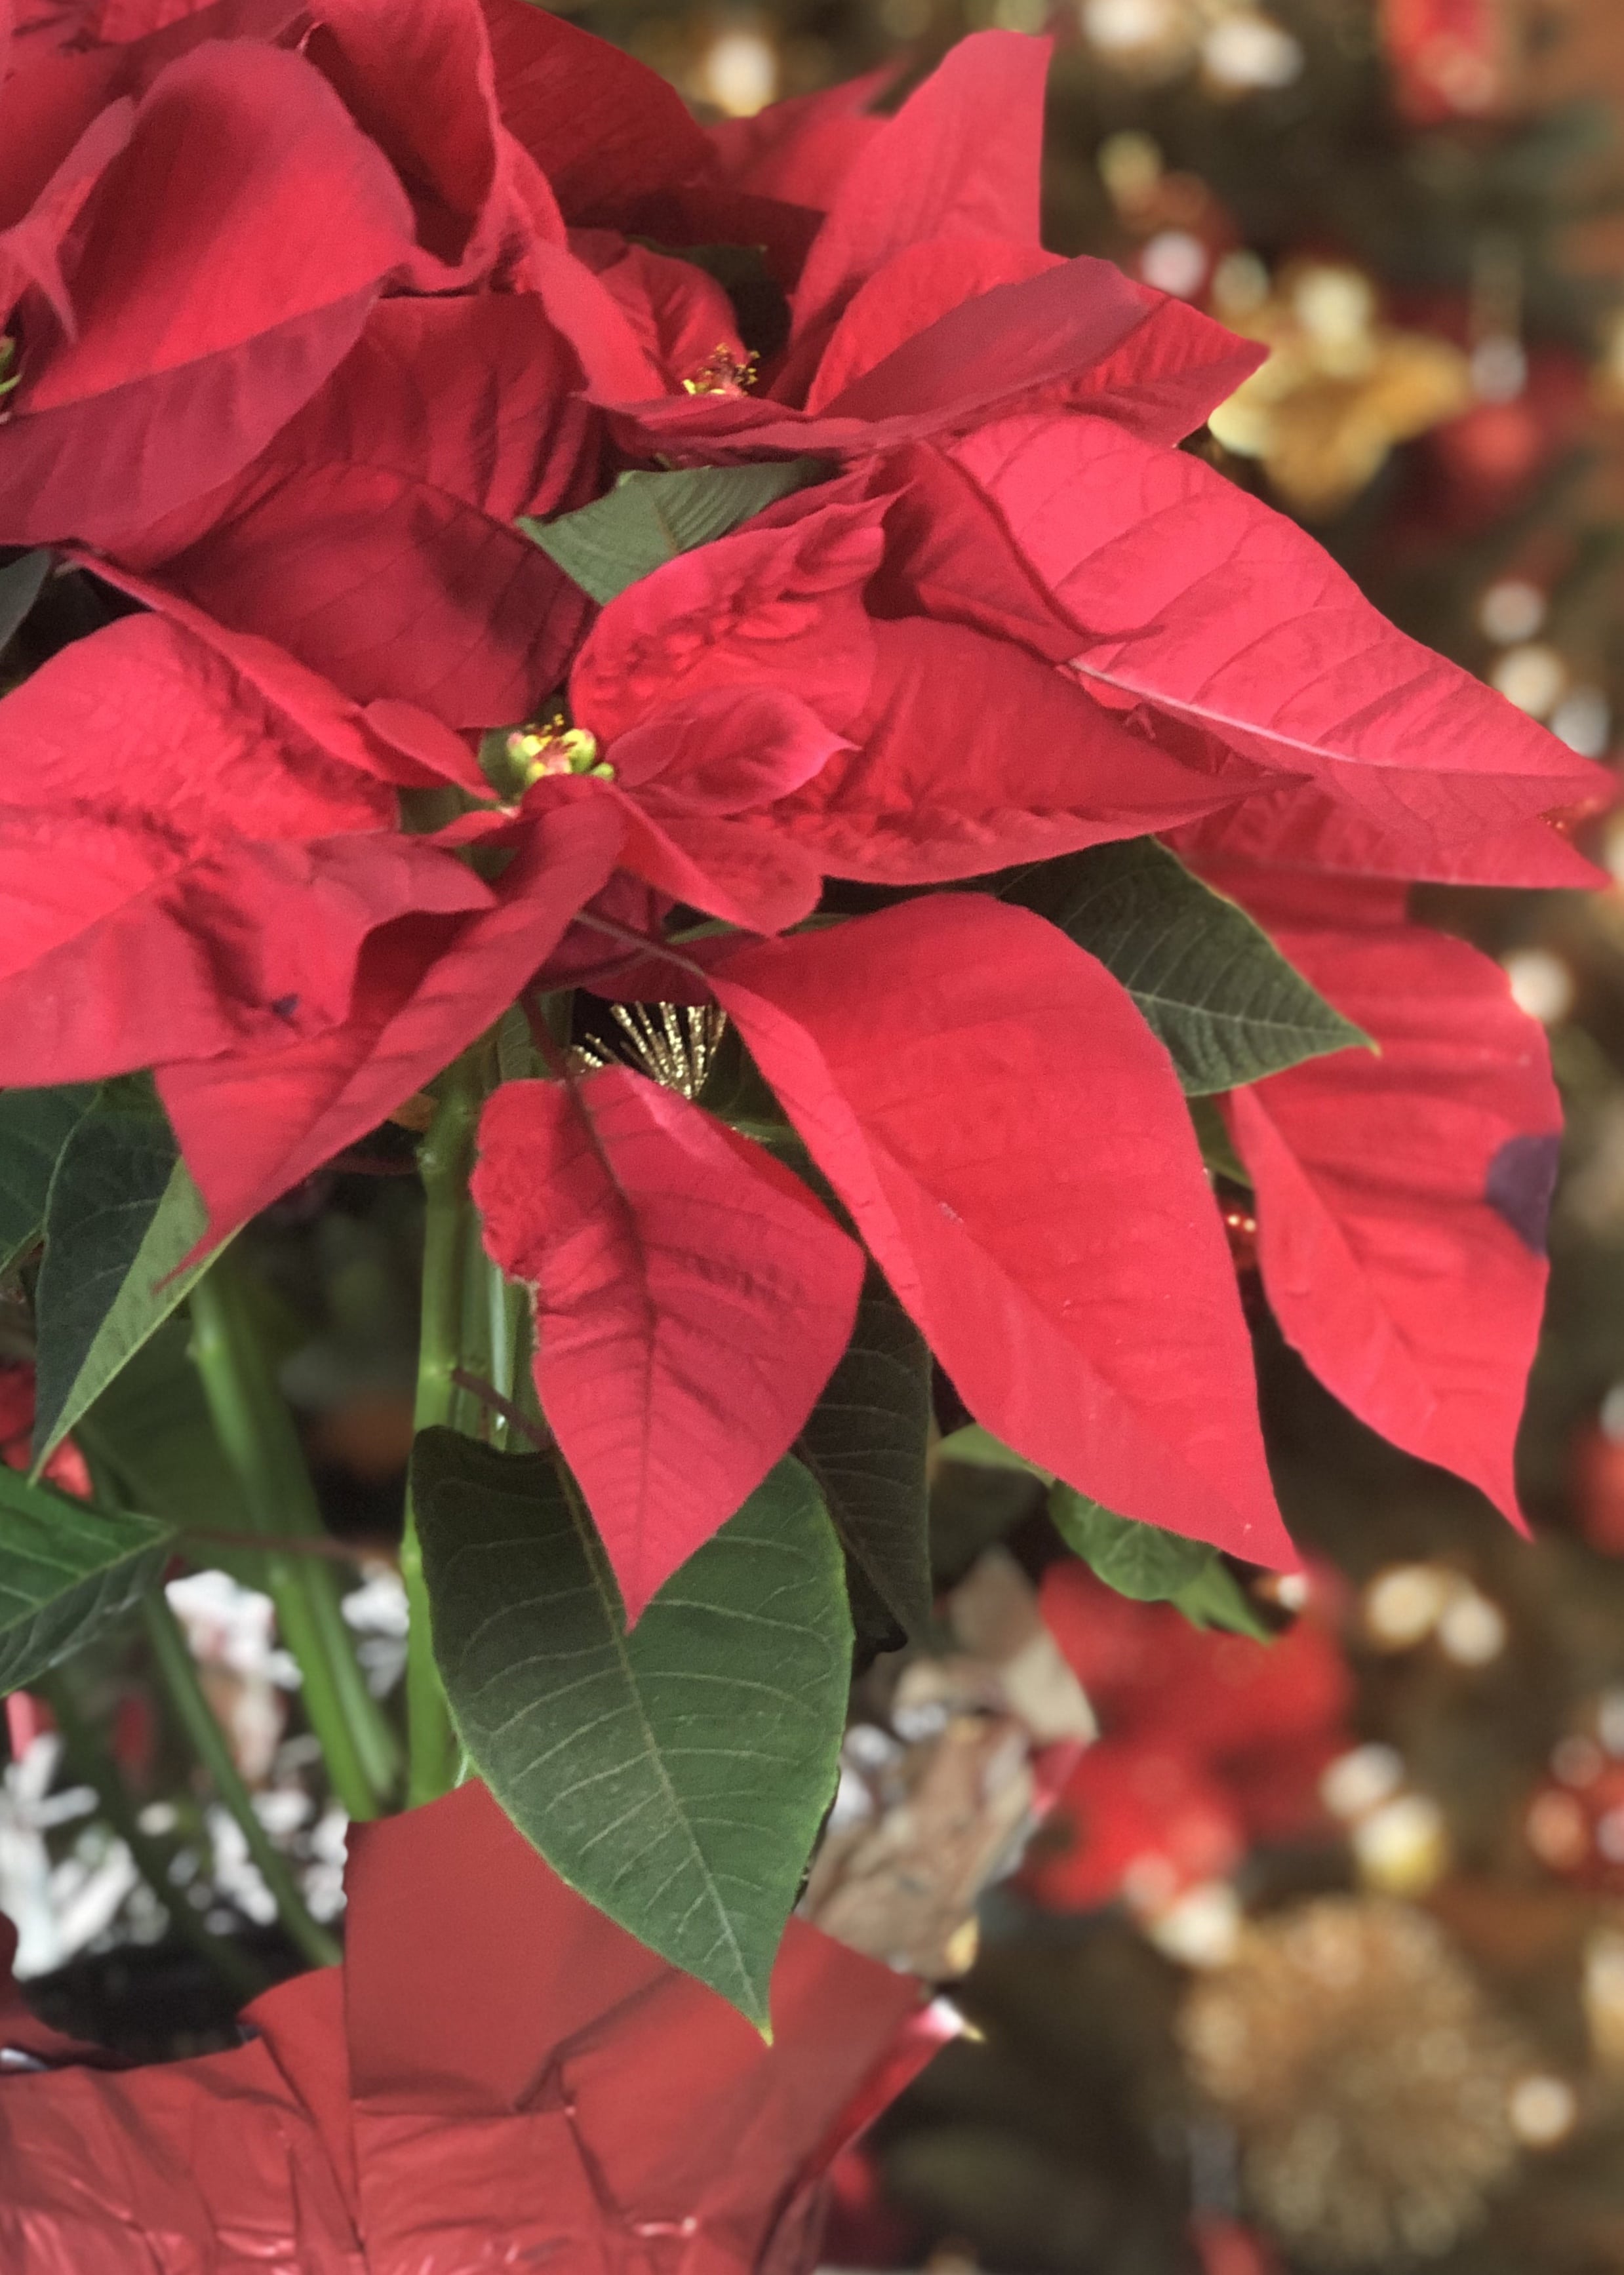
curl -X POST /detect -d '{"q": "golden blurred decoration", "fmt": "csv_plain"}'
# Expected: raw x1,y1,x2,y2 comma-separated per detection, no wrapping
1208,261,1473,518
1181,1897,1527,2264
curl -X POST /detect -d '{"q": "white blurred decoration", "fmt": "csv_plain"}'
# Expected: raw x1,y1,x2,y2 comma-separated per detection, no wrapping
1321,1743,1406,1823
168,1568,298,1785
1353,1792,1451,1896
1478,577,1547,644
0,1731,104,1979
167,1570,300,1690
698,24,778,116
1549,685,1611,758
1509,2072,1579,2148
1201,9,1302,91
1140,229,1209,299
1210,247,1271,316
342,1568,411,1699
1080,0,1183,63
1079,0,1299,90
1435,1587,1509,1668
1491,641,1568,718
1363,1562,1457,1650
1471,334,1529,403
1503,946,1575,1026
1145,1878,1242,1968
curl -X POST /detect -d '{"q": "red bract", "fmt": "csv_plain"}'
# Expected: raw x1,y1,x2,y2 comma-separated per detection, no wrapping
111,295,597,727
157,801,624,1242
0,1362,90,1497
0,1781,949,2273
1212,869,1560,1527
0,611,488,1088
474,1069,865,1620
536,477,1258,943
706,898,1294,1570
469,884,1293,1617
946,409,1612,886
0,39,422,546
0,7,1595,1603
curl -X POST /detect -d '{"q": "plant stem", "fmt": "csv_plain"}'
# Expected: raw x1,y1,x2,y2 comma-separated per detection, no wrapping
188,1258,397,1819
41,1671,267,2005
402,1051,486,1804
139,1593,342,1971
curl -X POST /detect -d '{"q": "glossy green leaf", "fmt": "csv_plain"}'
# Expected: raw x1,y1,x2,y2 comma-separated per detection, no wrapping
990,839,1369,1094
0,548,50,652
1050,1481,1271,1636
412,1431,850,2025
1167,1556,1273,1639
0,1084,96,1274
1187,1094,1253,1189
73,1319,256,1569
936,1423,1054,1480
797,1270,934,1638
1048,1480,1212,1598
0,1465,172,1693
33,1090,220,1474
519,459,823,605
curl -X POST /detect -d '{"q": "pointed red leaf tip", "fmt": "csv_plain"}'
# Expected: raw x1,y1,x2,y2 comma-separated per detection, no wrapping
950,411,1613,880
790,31,1050,344
298,0,523,290
1214,870,1559,1531
159,801,624,1249
705,68,895,210
114,296,596,727
806,240,1262,439
0,41,420,547
1168,773,1609,890
765,614,1260,882
472,1067,865,1622
706,896,1296,1570
479,0,717,227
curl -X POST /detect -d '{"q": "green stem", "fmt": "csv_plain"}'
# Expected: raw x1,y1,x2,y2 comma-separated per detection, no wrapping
402,1052,486,1805
188,1258,397,1819
41,1671,267,2004
140,1593,342,1971
486,1271,527,1451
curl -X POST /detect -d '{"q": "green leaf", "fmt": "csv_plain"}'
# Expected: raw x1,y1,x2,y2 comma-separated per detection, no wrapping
0,1465,172,1693
519,459,824,605
73,1318,256,1562
989,839,1370,1094
0,548,50,652
1168,1558,1273,1640
412,1431,851,2025
796,1270,934,1639
1049,1481,1271,1637
1187,1094,1253,1189
0,1084,96,1274
936,1423,1054,1481
1048,1480,1212,1599
32,1090,220,1474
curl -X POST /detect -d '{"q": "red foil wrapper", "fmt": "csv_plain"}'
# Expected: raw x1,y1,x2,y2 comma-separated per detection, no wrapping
0,1780,953,2272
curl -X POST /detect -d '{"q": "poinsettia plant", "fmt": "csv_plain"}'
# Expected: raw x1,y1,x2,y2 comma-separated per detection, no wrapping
0,0,1606,2029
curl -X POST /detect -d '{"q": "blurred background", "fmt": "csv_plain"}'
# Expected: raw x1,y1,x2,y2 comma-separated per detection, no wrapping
11,3,1624,2268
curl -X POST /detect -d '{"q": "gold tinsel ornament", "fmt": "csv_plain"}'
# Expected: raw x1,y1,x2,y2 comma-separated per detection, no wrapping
1179,1897,1527,2265
1206,261,1473,518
